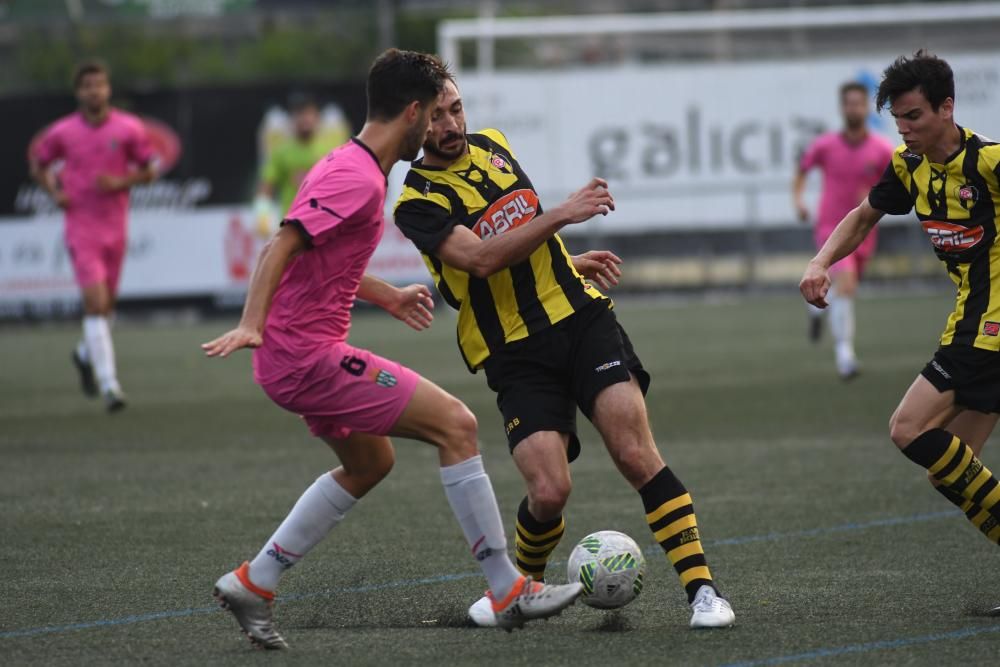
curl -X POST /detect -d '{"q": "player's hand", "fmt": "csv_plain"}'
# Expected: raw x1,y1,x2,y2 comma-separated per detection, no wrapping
795,200,810,223
799,260,831,308
387,284,435,331
558,178,616,224
253,195,276,239
201,326,263,358
96,173,128,192
53,191,70,209
572,250,622,290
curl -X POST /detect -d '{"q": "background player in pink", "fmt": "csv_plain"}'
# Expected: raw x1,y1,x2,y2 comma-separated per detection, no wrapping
28,60,156,411
792,81,895,379
201,49,581,650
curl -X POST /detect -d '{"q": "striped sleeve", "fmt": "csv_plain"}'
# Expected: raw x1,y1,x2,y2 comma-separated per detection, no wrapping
868,158,913,215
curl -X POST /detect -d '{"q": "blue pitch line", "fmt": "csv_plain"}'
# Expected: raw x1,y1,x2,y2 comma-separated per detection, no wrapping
702,509,958,548
718,624,1000,667
0,572,486,640
0,509,958,641
0,608,220,639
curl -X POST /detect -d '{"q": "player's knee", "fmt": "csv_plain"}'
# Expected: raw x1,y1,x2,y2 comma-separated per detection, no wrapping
529,478,571,519
888,414,919,450
82,297,104,315
371,447,395,481
608,434,658,484
440,399,479,458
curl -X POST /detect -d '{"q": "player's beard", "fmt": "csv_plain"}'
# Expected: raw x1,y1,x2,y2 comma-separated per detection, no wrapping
399,122,427,161
423,130,467,162
844,114,866,132
83,99,108,117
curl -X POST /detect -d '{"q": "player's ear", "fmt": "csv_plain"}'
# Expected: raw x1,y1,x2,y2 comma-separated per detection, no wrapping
939,97,954,121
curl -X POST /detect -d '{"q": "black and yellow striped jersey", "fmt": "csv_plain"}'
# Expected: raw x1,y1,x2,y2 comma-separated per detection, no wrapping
394,129,606,371
869,126,1000,351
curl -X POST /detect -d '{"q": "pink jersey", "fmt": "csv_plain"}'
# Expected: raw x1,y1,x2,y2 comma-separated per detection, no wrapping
799,131,895,235
31,109,153,244
253,139,388,386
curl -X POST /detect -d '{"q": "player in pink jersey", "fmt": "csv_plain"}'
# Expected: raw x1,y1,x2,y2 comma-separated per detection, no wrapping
201,49,582,650
793,81,895,379
29,60,156,411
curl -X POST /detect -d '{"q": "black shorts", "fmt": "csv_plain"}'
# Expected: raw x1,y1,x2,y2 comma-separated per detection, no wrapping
921,345,1000,413
482,299,650,462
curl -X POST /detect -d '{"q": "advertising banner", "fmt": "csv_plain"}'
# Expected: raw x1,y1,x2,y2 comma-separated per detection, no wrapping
456,53,1000,232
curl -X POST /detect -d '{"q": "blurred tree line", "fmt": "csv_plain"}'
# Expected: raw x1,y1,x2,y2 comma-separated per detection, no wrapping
1,0,979,94
2,3,461,93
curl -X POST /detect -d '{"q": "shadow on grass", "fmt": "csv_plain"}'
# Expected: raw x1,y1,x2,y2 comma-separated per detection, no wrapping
588,610,633,633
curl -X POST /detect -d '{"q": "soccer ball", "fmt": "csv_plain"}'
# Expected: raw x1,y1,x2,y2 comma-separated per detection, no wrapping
567,530,646,609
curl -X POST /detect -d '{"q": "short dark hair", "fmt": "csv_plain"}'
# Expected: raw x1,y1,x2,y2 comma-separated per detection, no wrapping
73,59,109,89
839,81,868,101
287,91,319,114
366,48,450,122
876,49,954,112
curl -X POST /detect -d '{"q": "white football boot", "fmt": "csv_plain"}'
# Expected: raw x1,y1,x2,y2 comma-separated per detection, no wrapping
213,562,288,649
689,584,735,628
103,386,127,413
491,576,583,631
468,593,498,627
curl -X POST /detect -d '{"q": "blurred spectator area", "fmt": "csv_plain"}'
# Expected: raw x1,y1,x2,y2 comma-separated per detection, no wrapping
0,0,995,93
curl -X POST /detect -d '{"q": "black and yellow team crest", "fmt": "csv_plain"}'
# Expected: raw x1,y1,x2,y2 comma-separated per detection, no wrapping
869,127,1000,350
394,129,606,370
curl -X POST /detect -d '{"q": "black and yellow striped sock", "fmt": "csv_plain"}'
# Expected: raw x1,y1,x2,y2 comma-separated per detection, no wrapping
514,497,565,582
639,466,715,603
905,429,1000,521
934,484,1000,546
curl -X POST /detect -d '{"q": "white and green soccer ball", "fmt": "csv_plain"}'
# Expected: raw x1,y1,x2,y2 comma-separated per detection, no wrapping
567,530,646,609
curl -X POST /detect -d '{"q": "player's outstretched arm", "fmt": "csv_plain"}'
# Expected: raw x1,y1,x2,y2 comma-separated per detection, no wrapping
436,177,615,278
572,250,622,290
28,157,69,209
799,198,884,308
202,224,305,357
358,274,435,332
792,170,810,223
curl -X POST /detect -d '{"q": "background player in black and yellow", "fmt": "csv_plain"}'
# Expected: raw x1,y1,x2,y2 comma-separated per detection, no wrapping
395,76,735,629
801,51,1000,611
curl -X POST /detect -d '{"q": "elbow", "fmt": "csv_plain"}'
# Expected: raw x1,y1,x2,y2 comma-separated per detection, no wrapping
468,257,496,280
464,248,496,279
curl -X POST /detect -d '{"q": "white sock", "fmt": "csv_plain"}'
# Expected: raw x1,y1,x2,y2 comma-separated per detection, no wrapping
806,302,824,319
829,291,856,369
440,455,520,599
83,315,118,392
248,472,356,592
75,339,89,363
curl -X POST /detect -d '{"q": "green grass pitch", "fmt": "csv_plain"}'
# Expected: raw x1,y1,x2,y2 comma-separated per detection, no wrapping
3,290,1000,665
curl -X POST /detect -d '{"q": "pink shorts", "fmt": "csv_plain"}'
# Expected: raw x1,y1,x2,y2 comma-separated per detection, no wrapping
816,226,877,278
66,237,126,292
260,342,421,440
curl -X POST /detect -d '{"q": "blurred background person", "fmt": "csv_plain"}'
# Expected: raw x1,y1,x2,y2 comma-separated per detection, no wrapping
253,92,349,237
793,81,895,380
28,60,157,412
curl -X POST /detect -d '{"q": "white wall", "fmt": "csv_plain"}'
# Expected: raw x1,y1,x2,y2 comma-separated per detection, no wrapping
442,53,1000,233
